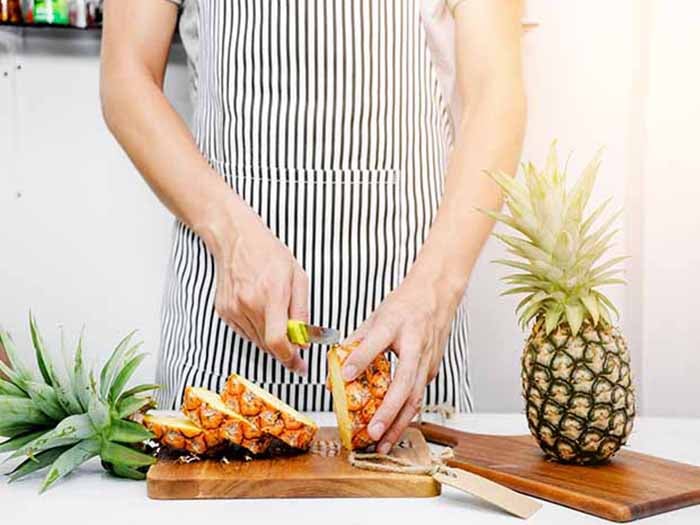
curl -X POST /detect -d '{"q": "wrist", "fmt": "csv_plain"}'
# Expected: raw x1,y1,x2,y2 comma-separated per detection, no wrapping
192,191,251,260
408,251,470,306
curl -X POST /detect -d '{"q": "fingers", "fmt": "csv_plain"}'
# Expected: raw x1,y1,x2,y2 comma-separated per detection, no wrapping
376,362,429,454
264,297,307,376
288,269,310,323
366,338,421,442
341,321,394,382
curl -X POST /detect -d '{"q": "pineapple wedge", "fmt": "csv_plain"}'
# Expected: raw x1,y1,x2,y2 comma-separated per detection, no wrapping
327,343,390,451
221,375,317,450
143,412,224,456
182,387,271,455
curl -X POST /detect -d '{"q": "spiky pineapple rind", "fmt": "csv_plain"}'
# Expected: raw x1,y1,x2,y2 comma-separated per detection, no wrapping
522,317,635,465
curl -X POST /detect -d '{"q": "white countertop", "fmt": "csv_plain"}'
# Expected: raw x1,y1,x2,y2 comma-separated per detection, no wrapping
2,413,699,525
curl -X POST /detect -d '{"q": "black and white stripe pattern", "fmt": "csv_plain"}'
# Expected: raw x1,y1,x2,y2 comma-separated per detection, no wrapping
156,0,473,412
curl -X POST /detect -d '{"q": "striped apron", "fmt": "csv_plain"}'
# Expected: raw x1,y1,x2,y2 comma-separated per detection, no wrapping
156,0,473,413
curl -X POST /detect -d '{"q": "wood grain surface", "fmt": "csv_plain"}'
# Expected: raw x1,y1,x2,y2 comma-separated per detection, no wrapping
147,427,440,500
416,422,700,522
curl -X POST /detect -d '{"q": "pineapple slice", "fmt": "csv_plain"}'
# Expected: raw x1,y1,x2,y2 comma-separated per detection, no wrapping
143,412,224,456
221,375,318,450
182,387,271,455
327,343,391,451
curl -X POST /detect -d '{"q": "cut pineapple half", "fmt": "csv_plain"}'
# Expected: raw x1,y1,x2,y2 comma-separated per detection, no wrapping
182,387,271,455
143,412,224,456
221,374,318,450
327,343,391,451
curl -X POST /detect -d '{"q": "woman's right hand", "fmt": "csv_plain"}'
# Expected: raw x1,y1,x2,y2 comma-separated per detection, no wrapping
198,197,310,375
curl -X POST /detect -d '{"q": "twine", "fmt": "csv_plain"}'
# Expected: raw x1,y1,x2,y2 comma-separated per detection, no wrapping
348,447,456,477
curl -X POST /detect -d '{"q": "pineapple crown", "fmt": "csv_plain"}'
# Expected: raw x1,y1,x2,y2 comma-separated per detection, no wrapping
0,314,159,492
481,143,627,336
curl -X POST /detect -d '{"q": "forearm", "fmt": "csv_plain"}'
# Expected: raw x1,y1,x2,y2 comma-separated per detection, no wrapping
100,66,251,258
411,88,526,299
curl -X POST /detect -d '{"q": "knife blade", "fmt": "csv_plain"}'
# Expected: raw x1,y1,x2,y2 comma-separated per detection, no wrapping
287,320,341,346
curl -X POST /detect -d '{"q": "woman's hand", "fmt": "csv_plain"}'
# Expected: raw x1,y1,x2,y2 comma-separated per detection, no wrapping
199,201,310,375
341,262,465,454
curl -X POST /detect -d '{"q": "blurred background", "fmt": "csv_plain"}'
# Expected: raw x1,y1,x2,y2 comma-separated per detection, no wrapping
1,0,698,416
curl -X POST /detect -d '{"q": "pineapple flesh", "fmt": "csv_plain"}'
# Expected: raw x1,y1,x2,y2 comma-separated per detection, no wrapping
221,374,318,450
143,413,225,456
483,144,636,464
182,387,271,454
327,343,391,451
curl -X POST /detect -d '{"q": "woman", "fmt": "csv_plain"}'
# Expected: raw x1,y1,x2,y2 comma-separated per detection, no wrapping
101,0,525,454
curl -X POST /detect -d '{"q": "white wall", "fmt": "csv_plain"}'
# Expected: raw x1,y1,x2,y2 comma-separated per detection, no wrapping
639,1,700,416
1,2,698,415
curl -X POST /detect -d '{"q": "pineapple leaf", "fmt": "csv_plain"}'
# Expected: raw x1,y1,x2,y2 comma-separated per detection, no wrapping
544,304,564,335
594,292,621,320
29,313,55,387
108,419,153,444
28,317,82,415
0,377,27,398
22,381,68,421
565,302,585,336
99,331,137,400
500,286,542,297
108,352,147,403
565,150,602,226
0,424,39,439
106,462,147,480
12,413,96,460
0,395,53,428
0,331,34,389
590,256,629,278
40,437,101,493
7,446,71,483
73,334,91,411
580,294,600,326
118,384,159,402
581,197,612,237
87,395,111,432
100,441,156,469
0,430,50,454
116,394,155,419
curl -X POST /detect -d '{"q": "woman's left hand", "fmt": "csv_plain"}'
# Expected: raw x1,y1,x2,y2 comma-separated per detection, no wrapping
341,265,464,454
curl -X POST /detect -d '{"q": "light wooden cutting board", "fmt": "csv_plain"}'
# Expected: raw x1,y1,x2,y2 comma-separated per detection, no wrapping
147,427,440,499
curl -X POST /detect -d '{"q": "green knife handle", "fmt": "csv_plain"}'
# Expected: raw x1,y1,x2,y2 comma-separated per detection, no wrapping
287,320,309,345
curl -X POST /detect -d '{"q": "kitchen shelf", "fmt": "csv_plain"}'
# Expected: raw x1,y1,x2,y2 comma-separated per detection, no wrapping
0,21,100,30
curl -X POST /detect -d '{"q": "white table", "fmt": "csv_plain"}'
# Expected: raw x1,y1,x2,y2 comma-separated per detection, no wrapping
2,413,699,525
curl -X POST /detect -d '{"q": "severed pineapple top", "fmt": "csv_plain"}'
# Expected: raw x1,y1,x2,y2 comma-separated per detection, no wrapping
482,143,626,336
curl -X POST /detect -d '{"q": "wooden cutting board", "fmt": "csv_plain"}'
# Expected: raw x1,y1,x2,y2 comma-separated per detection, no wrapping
417,422,700,522
147,427,440,499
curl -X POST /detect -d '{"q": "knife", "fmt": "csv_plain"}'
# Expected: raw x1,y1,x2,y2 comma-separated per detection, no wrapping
287,320,341,346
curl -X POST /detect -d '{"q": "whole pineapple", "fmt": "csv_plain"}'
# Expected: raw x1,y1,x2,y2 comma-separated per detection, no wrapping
482,144,635,464
0,315,158,491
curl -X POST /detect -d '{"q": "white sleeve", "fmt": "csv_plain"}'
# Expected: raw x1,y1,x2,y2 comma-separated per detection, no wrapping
165,0,183,7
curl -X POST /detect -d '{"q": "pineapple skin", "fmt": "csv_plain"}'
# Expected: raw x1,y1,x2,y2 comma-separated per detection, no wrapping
328,343,391,451
221,375,317,450
523,317,636,464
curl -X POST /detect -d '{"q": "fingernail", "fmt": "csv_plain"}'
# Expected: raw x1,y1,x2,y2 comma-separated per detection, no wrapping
297,361,309,376
342,364,357,381
368,421,385,440
377,442,392,455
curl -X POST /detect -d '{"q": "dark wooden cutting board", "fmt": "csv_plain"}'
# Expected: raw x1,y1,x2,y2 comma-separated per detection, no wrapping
147,427,440,499
416,422,700,522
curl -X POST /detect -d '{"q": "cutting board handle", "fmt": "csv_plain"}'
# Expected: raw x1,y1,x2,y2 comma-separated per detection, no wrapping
412,422,473,447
